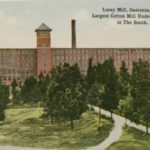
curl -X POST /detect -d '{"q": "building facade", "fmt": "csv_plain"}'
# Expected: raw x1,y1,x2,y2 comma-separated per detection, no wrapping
0,20,150,85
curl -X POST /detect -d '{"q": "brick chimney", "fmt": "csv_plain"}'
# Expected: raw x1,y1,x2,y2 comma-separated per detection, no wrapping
71,19,76,48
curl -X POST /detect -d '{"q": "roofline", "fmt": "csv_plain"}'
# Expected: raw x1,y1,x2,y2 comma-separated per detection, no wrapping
35,29,52,32
51,47,150,50
0,48,150,50
0,48,37,50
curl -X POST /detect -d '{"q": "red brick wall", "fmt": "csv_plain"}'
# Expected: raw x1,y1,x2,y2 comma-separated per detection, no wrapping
36,32,50,47
0,49,36,85
51,48,150,74
36,31,52,75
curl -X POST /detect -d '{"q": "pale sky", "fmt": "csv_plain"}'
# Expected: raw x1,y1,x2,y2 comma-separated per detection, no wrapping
0,0,150,48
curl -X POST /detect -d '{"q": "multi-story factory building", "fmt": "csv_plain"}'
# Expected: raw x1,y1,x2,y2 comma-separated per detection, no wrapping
0,20,150,85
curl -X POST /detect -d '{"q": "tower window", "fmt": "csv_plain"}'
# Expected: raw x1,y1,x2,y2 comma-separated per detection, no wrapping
40,31,49,37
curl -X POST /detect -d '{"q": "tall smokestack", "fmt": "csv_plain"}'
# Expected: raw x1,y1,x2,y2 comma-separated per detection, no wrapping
71,19,76,48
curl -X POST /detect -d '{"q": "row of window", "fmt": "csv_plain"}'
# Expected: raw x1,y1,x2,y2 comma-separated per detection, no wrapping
52,54,150,64
1,56,35,60
0,74,33,81
0,64,35,70
52,49,150,55
0,69,35,74
52,52,150,60
0,49,35,53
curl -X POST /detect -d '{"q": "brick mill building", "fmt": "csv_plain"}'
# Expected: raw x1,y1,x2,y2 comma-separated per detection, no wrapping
0,20,150,85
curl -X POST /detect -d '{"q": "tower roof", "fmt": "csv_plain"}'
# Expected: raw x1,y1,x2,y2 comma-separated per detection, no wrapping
35,22,52,32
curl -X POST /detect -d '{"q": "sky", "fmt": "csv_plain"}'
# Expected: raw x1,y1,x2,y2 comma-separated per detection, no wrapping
0,0,150,48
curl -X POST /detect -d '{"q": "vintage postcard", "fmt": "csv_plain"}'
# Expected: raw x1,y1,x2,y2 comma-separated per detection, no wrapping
0,0,150,150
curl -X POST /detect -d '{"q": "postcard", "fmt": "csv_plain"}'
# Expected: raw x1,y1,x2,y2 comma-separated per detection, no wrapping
0,0,150,150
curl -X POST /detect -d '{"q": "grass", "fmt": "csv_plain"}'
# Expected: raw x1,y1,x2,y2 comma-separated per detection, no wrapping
107,126,150,150
0,107,113,150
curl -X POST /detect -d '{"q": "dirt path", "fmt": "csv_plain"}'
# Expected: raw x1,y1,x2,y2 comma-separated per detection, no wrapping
87,106,150,150
87,107,124,150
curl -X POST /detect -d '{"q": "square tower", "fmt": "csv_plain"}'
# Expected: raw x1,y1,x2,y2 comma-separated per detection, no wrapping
35,23,52,76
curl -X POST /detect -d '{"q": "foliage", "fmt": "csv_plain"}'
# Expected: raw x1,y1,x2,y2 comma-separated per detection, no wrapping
85,58,120,120
118,60,150,134
0,81,9,121
118,92,133,120
119,61,130,99
100,58,120,113
21,76,37,103
130,60,150,133
11,79,21,104
45,63,87,129
37,72,51,102
86,58,96,86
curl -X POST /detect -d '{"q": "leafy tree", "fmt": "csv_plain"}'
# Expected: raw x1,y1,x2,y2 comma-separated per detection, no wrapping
87,83,105,127
45,63,87,129
45,79,62,123
11,79,21,104
97,84,105,127
30,84,43,104
63,81,87,129
0,81,9,121
95,63,104,84
44,65,64,123
21,76,37,103
60,64,87,129
86,58,95,87
130,60,150,134
37,73,51,103
119,61,130,99
87,83,100,109
118,91,133,124
86,58,96,109
101,58,120,119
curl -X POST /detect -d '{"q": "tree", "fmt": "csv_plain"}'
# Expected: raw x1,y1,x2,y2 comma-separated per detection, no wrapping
97,84,105,127
63,82,87,129
60,64,87,129
87,82,104,113
11,79,21,104
129,60,150,134
45,79,63,123
38,72,51,103
119,61,130,99
45,63,87,129
118,91,134,124
87,83,100,109
21,76,37,103
30,84,43,104
0,81,9,121
101,58,120,119
86,58,96,87
86,58,96,109
88,83,105,127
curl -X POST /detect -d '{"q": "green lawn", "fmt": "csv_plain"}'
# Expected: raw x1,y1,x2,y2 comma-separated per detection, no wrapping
0,107,113,150
107,126,150,150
